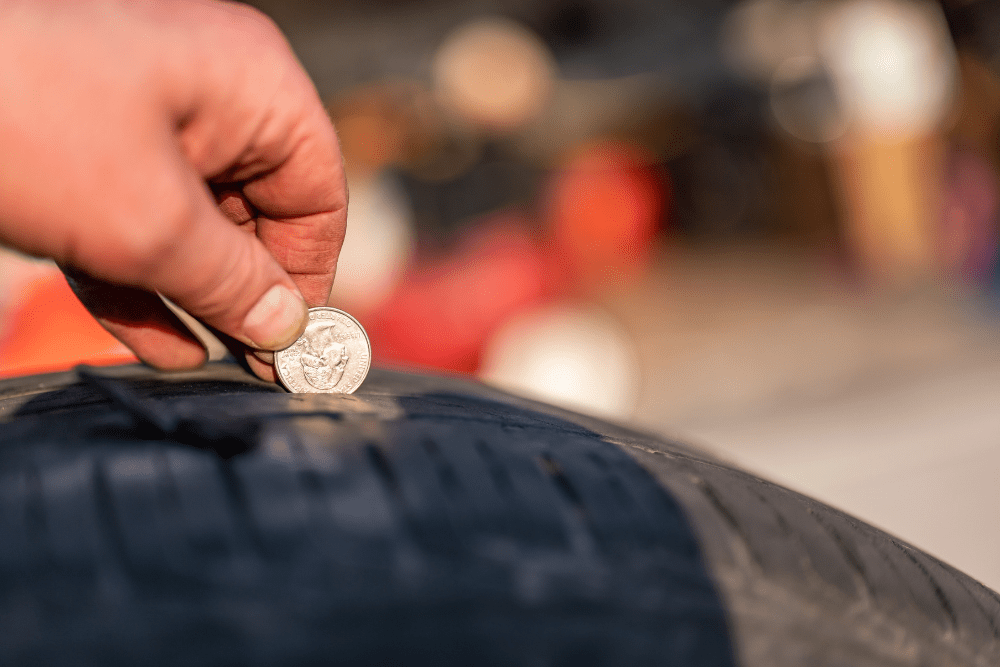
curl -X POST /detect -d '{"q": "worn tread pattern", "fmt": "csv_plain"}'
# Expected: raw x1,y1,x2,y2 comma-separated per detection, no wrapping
0,362,998,666
0,364,732,666
622,443,1000,666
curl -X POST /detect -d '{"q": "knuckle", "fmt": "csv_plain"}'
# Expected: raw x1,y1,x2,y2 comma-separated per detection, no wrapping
231,4,286,47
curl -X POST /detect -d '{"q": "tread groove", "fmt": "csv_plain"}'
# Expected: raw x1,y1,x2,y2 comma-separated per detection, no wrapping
151,448,182,513
364,442,401,498
420,437,464,500
537,453,586,513
691,474,765,570
23,464,50,565
474,439,514,496
535,451,600,557
805,507,877,599
862,527,930,615
288,440,334,529
750,487,795,540
215,460,267,559
91,458,133,577
951,569,1000,639
894,541,960,630
980,583,1000,610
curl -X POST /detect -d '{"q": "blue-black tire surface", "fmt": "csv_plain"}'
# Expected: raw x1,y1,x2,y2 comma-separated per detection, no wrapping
0,362,997,666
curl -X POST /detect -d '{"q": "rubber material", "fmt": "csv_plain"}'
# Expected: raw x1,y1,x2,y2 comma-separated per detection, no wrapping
0,363,733,666
0,362,998,665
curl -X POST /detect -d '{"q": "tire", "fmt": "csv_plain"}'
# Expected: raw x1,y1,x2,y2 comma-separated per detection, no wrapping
0,362,996,666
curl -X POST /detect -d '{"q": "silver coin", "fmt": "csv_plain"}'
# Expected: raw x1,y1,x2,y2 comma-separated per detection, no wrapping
274,307,371,394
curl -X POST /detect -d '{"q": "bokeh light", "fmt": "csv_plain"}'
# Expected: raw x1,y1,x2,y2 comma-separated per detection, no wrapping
480,304,640,420
432,17,556,132
331,172,415,312
543,140,666,285
820,0,957,138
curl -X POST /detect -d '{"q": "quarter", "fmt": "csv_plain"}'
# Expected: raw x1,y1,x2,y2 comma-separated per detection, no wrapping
274,307,371,394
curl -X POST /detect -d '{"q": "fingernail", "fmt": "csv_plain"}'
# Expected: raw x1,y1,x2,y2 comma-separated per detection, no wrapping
251,350,274,364
242,285,307,350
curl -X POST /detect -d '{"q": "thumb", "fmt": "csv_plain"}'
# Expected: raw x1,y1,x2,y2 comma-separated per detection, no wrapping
129,168,309,352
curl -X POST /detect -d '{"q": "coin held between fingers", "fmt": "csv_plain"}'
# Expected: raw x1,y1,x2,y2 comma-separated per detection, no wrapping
274,307,371,394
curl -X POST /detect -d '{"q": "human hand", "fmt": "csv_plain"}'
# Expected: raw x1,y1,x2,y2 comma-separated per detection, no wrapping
0,0,347,382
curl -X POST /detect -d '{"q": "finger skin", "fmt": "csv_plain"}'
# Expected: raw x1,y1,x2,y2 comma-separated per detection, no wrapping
0,1,347,379
205,326,280,383
245,352,279,383
64,270,208,371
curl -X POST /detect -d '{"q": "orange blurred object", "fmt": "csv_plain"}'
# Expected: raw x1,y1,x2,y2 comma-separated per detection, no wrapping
544,141,667,284
0,273,136,377
329,79,442,176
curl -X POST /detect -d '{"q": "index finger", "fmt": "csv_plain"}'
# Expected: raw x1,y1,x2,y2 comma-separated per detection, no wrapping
242,98,347,308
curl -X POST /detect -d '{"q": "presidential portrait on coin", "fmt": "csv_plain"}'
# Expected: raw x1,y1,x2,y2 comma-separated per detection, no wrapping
300,321,349,390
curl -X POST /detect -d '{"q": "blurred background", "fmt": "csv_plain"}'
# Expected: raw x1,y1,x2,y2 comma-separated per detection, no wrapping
3,0,1000,589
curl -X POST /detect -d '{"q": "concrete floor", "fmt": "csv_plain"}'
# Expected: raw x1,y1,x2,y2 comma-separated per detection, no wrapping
611,246,1000,592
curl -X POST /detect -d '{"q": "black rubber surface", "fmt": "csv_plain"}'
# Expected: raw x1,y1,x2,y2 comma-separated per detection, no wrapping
1,362,999,665
0,363,734,666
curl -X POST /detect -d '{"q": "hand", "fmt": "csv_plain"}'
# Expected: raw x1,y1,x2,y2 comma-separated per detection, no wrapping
0,0,347,381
